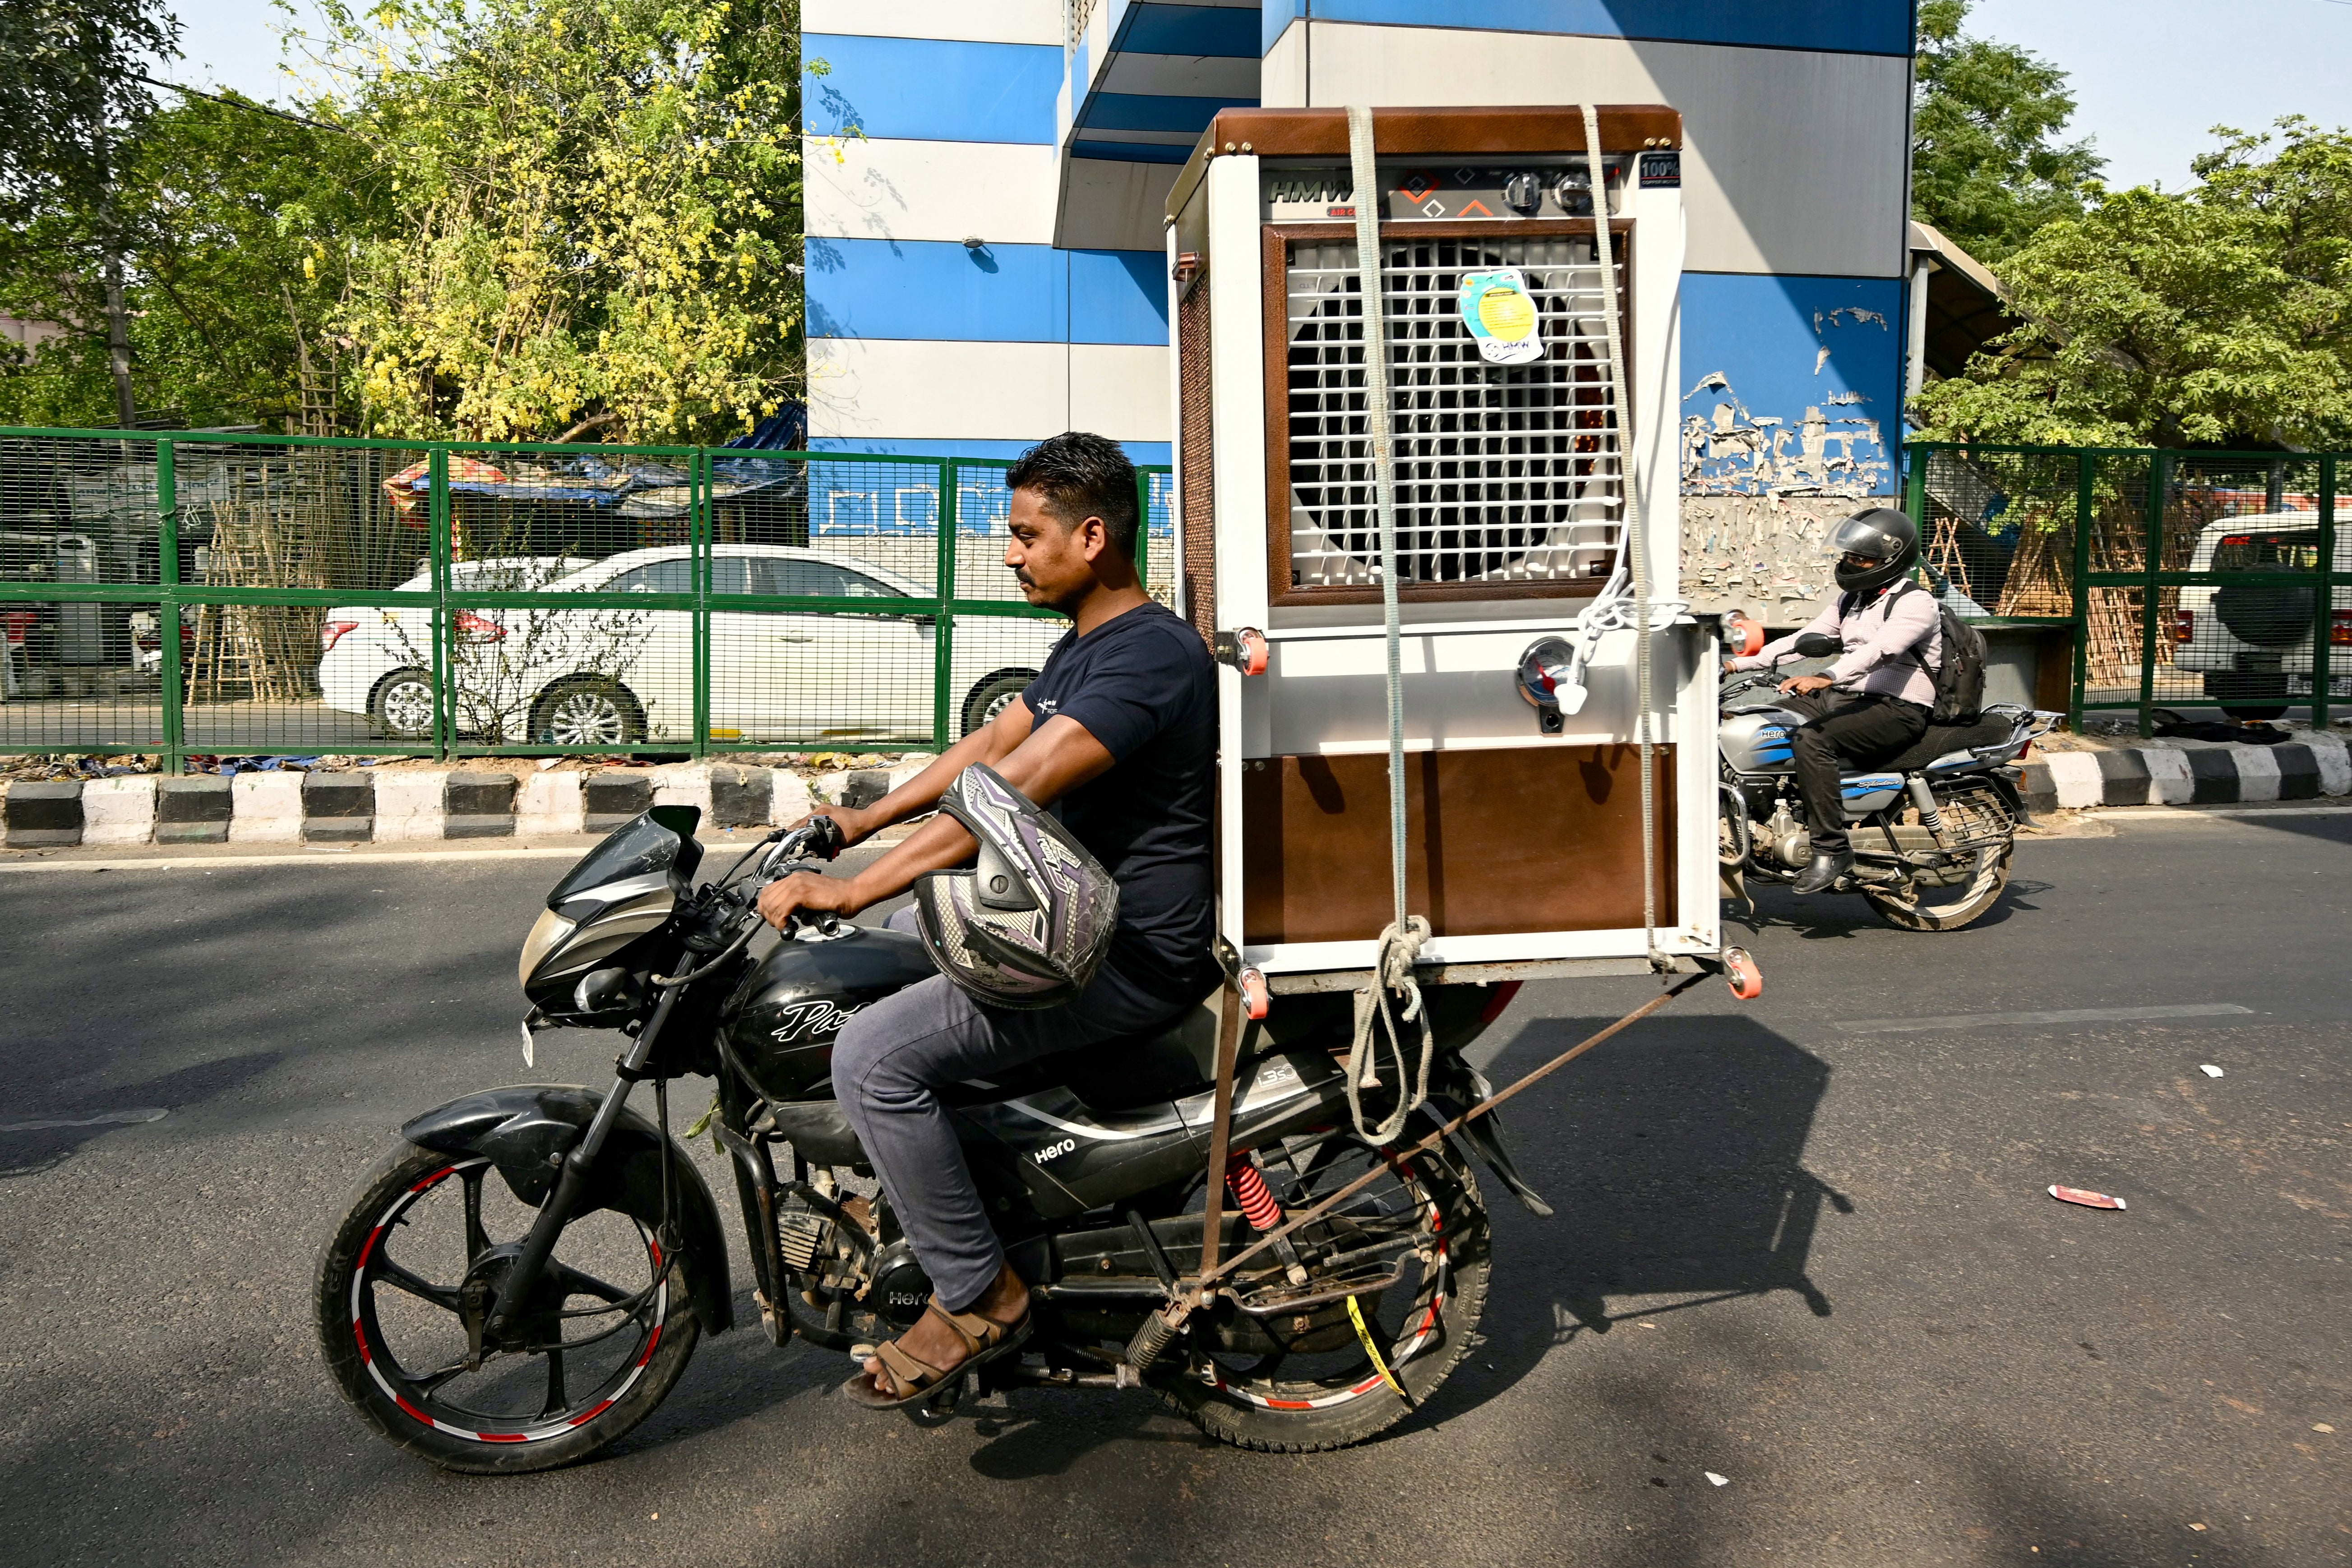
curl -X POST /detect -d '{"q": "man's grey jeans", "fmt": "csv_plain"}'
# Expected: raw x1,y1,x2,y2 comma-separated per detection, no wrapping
831,907,1185,1312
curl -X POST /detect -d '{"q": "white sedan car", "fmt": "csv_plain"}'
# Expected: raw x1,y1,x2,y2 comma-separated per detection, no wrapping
318,545,1062,745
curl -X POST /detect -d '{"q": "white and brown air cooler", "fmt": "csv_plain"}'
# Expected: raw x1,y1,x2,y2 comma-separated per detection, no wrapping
1162,105,1723,990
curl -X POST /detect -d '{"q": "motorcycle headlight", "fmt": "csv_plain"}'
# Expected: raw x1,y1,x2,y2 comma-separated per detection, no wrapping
518,908,578,991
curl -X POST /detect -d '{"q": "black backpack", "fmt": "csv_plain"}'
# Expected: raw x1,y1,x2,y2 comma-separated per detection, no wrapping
1847,581,1988,724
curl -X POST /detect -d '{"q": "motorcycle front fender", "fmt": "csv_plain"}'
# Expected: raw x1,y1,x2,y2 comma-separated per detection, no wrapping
402,1084,735,1336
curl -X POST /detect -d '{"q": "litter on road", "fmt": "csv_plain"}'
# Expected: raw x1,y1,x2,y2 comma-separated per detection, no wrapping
1705,1472,1730,1487
2200,1064,2225,1077
2050,1185,2127,1210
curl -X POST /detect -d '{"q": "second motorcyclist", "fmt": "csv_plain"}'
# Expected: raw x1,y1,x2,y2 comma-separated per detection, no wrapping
1727,507,1940,894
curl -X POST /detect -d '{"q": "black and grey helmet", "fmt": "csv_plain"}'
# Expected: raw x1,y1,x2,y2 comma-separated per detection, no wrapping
911,764,1118,1010
1829,507,1921,595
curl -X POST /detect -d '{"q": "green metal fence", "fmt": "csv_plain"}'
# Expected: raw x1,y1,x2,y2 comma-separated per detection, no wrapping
1907,443,2347,733
0,428,1174,770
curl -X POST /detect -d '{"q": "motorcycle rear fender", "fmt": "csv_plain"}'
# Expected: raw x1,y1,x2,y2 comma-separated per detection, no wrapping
402,1084,735,1336
1983,766,2034,827
1430,1051,1553,1216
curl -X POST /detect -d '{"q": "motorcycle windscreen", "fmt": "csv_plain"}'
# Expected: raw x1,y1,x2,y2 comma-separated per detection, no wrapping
546,806,704,908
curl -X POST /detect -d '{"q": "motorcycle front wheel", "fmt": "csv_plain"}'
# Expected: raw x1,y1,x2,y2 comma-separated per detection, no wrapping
1155,1123,1490,1453
314,1140,701,1474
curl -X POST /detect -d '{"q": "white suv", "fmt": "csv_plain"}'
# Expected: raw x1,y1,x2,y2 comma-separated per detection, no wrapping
2171,512,2351,719
318,545,1061,745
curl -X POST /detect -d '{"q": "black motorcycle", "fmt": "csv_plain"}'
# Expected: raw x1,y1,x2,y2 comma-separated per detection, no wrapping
314,808,1544,1471
1718,635,2058,931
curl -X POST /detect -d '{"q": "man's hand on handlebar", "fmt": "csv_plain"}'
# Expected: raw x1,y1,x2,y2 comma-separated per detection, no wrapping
757,868,865,932
788,803,880,851
1779,673,1835,696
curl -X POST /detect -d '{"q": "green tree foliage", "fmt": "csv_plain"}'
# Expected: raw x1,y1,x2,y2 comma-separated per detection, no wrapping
1914,120,2352,449
318,0,807,443
0,92,382,429
0,0,184,425
0,0,807,443
1911,0,2104,262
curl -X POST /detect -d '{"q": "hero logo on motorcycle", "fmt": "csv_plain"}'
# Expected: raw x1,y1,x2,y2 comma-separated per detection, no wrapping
768,999,862,1043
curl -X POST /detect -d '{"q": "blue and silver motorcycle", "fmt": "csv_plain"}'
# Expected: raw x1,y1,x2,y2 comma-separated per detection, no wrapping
1717,634,2058,931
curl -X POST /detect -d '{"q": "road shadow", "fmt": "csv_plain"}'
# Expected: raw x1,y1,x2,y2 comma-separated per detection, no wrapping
1433,1011,1852,1425
0,1049,282,1178
1728,872,2050,939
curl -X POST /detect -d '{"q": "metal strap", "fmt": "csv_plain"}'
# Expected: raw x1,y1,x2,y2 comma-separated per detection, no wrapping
1192,978,1246,1289
1580,105,1663,968
1347,106,1409,935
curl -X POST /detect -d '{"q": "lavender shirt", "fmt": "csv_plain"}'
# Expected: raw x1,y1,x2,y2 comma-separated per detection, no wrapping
1733,584,1941,707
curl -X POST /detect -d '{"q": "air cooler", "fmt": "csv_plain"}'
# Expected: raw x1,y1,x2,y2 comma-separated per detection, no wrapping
1164,106,1724,987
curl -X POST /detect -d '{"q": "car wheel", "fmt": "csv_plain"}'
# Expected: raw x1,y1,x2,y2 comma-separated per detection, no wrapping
370,669,437,740
532,679,646,747
959,671,1035,737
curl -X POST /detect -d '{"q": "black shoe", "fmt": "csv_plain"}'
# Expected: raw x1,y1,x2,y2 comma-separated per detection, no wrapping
1793,849,1853,895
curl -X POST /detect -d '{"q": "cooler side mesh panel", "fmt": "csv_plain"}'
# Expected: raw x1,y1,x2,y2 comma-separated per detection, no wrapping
1283,234,1625,592
1178,280,1216,649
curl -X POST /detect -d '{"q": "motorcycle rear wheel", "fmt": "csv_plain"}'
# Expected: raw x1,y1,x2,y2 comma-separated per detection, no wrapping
1864,841,2013,931
314,1140,701,1474
1156,1127,1489,1453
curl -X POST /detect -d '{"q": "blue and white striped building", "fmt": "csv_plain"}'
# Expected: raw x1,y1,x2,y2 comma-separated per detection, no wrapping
804,2,1918,610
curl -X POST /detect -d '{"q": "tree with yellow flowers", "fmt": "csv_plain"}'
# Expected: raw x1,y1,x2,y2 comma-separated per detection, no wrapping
316,0,807,444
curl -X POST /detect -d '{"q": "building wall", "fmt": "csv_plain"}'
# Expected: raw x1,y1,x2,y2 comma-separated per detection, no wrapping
802,1,1173,462
803,0,1915,616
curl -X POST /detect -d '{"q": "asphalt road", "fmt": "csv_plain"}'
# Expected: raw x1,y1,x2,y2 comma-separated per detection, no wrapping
1,812,2347,1567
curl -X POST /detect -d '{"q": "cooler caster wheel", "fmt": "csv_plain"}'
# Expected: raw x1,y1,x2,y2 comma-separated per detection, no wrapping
1238,967,1270,1020
1723,948,1762,1001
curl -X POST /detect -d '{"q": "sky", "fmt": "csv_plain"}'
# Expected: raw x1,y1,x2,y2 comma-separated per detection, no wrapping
159,0,2352,193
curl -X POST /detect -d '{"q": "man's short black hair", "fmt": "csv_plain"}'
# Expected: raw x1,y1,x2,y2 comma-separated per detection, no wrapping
1004,431,1138,558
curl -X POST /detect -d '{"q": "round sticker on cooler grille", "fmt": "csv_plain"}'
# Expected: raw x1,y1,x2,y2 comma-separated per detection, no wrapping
1457,267,1541,364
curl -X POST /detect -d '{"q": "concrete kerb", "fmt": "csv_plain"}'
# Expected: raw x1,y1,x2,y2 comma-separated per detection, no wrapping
228,772,304,844
2022,733,2352,812
14,743,2338,853
81,775,157,846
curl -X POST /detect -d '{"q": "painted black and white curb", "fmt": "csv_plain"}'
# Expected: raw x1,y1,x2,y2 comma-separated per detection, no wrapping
2019,733,2352,815
0,761,929,849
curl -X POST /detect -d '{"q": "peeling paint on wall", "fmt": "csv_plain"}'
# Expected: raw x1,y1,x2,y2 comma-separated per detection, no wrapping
1680,373,1891,498
1679,495,1858,624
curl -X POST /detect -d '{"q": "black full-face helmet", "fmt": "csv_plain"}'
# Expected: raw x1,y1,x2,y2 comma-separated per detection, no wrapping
1829,507,1920,595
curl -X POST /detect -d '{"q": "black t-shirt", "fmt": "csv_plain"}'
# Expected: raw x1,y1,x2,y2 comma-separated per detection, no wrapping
1020,601,1219,1004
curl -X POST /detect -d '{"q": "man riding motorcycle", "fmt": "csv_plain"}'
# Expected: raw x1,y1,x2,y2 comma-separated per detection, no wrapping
1726,507,1940,895
753,432,1219,1409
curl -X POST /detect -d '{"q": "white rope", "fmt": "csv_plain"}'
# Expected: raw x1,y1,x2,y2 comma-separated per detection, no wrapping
1343,105,1435,1145
1580,105,1667,970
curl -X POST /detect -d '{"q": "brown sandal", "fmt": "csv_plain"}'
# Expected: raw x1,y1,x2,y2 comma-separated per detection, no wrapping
841,1296,1033,1409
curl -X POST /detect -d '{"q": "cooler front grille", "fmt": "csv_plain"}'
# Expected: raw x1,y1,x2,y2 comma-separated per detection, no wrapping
1283,235,1625,592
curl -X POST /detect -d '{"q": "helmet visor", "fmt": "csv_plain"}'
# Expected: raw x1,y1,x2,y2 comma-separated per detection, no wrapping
1828,513,1902,563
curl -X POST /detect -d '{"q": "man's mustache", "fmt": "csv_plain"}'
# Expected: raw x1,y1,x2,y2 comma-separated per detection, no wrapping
1013,568,1038,587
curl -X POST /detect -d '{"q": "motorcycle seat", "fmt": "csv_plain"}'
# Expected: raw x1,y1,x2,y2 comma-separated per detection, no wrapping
1879,715,2015,774
1026,991,1242,1113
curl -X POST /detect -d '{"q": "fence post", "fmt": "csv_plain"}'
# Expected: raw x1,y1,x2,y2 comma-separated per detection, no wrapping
156,437,184,775
2070,451,2093,732
1903,444,1926,528
428,445,452,762
691,449,710,759
2318,455,2338,732
2137,451,2169,738
933,461,958,750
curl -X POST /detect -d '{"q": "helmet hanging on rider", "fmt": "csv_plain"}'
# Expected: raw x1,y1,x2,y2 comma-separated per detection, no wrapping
911,763,1119,1009
1829,507,1920,596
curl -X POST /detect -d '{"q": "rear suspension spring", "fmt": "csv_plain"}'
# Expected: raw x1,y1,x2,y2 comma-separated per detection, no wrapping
1227,1153,1283,1233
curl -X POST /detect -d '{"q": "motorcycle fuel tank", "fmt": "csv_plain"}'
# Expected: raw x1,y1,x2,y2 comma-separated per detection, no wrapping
1719,707,1803,775
719,926,936,1101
